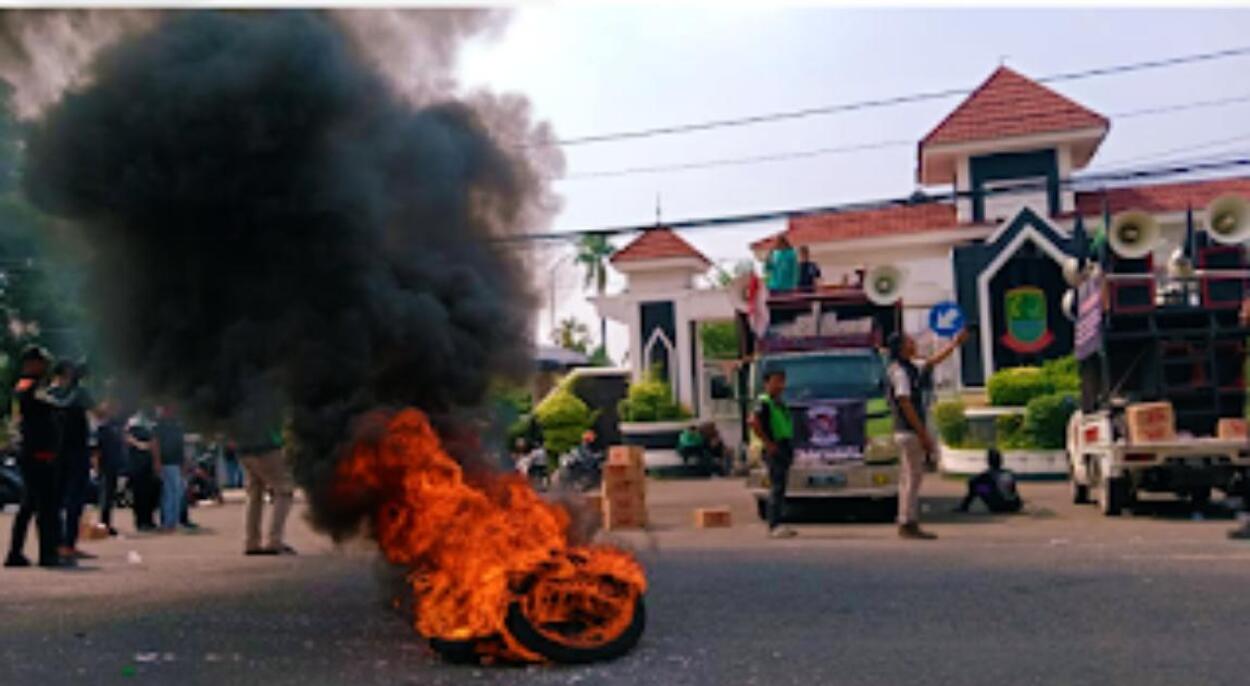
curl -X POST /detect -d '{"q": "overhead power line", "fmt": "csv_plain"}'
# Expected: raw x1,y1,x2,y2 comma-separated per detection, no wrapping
530,44,1250,149
560,91,1250,181
503,156,1250,244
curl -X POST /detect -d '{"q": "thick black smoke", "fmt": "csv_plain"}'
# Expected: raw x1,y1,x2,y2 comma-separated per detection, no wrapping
21,11,543,535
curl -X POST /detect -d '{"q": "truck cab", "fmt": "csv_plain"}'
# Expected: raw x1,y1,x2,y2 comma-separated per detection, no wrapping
741,287,901,519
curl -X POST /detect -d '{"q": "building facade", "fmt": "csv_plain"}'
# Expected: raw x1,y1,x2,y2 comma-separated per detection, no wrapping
594,66,1250,421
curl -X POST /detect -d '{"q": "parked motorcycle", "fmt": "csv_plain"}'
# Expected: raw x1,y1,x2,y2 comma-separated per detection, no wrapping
0,450,24,510
186,448,224,505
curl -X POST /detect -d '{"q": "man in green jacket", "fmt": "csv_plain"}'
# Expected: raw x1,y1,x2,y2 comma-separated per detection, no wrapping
749,368,796,538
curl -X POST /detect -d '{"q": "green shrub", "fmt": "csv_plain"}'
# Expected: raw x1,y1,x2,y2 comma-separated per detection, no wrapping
1041,356,1080,394
987,366,1053,406
933,399,969,447
994,412,1028,450
618,371,692,422
1023,393,1077,450
534,385,595,456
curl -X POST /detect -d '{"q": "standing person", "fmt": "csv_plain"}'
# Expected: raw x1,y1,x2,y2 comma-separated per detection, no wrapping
93,400,127,537
796,245,822,292
749,368,797,539
126,410,159,531
5,347,72,568
238,425,296,555
886,328,969,540
152,405,188,532
48,361,95,560
765,236,798,293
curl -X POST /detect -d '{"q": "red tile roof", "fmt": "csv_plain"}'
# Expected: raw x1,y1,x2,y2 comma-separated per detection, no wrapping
1075,176,1250,216
752,202,960,251
920,67,1108,148
610,227,711,266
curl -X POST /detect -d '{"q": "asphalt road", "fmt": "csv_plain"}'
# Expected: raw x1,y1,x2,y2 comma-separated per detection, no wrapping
2,478,1248,686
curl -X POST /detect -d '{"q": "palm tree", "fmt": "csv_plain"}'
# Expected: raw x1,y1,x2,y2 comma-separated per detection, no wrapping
575,233,615,350
552,317,592,354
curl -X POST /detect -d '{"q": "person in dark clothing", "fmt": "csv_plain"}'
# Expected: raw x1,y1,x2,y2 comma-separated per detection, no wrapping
152,405,188,532
126,411,160,531
956,448,1023,514
749,368,796,538
94,399,127,536
796,245,822,292
48,360,95,560
5,347,72,568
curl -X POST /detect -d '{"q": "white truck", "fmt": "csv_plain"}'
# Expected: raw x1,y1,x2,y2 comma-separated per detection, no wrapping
1065,262,1250,515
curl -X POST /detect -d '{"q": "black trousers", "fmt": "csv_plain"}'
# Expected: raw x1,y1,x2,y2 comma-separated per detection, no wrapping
99,468,119,528
131,468,159,529
60,458,90,549
767,444,794,530
7,458,61,565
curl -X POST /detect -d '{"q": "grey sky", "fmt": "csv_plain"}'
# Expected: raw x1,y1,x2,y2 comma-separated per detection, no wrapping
458,6,1250,356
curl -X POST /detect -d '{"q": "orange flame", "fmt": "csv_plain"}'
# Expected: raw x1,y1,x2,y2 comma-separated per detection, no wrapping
336,408,646,663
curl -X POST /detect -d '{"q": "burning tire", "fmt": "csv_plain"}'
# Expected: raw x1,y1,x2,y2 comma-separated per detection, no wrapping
504,595,646,664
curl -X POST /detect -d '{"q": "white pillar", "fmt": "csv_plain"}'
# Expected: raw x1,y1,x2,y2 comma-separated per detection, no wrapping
673,298,695,410
626,297,643,382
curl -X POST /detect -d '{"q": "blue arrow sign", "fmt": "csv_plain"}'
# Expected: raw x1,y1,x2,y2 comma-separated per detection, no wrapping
928,301,965,338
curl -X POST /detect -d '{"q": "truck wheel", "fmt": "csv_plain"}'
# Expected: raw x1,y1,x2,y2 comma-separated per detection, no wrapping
1099,477,1127,517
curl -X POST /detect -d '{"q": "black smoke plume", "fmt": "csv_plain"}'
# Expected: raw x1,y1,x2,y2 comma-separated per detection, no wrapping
21,10,550,536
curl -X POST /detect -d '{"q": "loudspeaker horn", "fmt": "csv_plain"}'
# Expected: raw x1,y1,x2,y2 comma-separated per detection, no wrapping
1205,193,1250,245
864,264,905,305
1108,210,1160,259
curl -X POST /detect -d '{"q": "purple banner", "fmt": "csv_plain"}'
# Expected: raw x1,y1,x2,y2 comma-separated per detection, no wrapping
1075,275,1103,361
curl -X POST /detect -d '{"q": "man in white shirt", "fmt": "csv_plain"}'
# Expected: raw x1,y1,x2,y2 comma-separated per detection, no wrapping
886,328,968,540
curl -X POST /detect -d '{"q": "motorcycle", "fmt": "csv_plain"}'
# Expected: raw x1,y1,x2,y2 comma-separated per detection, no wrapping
185,449,224,505
552,445,604,492
514,447,550,492
0,450,24,510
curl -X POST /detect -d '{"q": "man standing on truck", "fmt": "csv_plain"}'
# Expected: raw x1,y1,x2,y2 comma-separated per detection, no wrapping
749,368,797,539
886,328,968,540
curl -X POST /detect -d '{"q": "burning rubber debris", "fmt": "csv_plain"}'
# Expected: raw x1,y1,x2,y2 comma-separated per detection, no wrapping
338,409,646,663
5,9,646,664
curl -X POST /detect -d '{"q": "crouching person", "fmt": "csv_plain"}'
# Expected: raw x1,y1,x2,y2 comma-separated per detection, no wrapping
956,448,1023,514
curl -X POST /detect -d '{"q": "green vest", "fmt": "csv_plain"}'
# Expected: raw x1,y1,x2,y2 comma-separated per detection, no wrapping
758,394,794,442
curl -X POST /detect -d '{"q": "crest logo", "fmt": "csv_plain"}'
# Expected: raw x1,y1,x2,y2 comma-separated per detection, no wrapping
1000,286,1053,353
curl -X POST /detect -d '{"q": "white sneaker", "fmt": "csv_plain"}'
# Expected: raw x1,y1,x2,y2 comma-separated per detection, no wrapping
768,526,798,539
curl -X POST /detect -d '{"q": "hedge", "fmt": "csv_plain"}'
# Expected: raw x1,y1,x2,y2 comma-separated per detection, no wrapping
534,384,596,456
618,371,691,423
1023,393,1077,450
994,413,1028,450
933,399,969,447
987,366,1052,406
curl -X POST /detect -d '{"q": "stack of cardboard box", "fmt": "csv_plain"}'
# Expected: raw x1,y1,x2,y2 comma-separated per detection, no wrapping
602,446,647,530
1125,401,1176,443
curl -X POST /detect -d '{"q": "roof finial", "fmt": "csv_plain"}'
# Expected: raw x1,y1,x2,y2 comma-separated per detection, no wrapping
655,192,662,226
999,54,1010,67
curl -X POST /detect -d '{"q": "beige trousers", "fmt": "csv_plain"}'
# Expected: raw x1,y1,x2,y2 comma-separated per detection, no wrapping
241,450,294,551
895,432,926,525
